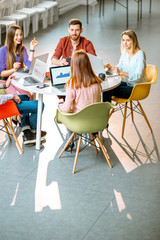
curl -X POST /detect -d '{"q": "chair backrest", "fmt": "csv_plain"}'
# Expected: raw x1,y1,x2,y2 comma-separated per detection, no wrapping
25,0,34,8
34,0,40,5
0,0,5,18
145,64,157,84
56,102,116,134
3,0,14,15
0,89,6,95
129,64,158,101
0,100,22,120
14,0,25,10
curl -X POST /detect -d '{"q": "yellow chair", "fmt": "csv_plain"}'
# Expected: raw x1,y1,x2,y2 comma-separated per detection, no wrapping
109,65,158,137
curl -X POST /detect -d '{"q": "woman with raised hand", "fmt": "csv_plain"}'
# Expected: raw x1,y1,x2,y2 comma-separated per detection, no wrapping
0,25,38,124
59,49,102,151
103,30,146,102
0,25,38,99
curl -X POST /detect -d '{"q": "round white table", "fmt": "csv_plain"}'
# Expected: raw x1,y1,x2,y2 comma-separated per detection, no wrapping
12,75,121,150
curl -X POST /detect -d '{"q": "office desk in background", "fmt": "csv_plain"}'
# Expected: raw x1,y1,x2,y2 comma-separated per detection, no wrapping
12,75,121,150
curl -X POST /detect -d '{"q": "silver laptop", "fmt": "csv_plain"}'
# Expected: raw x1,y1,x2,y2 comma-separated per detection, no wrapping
87,53,118,78
87,53,106,76
18,53,49,74
50,65,71,92
17,59,47,86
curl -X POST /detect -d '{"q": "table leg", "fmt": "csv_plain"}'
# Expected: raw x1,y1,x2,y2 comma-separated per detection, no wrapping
36,93,43,150
87,0,89,23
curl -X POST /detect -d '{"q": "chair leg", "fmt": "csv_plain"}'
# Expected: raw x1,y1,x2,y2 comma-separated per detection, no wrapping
109,102,118,118
58,132,75,158
96,134,112,168
72,135,82,174
138,101,152,132
3,119,11,141
54,117,65,141
130,101,134,122
90,133,98,153
122,102,127,138
6,119,23,154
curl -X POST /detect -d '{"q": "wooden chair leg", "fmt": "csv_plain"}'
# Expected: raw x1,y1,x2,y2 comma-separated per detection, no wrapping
122,102,127,138
138,101,152,132
96,134,112,168
130,101,134,122
7,119,23,154
90,133,98,153
9,117,13,129
109,102,118,118
72,135,82,174
3,119,11,141
58,132,75,158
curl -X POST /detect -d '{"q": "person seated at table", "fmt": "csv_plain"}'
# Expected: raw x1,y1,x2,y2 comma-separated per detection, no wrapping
0,25,38,124
0,76,46,145
51,18,96,66
58,50,102,151
103,30,147,102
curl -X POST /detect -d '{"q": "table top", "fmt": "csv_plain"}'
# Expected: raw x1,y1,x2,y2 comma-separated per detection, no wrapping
12,73,121,96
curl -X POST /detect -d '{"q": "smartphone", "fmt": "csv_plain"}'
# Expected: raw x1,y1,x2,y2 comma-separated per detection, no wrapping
36,84,49,89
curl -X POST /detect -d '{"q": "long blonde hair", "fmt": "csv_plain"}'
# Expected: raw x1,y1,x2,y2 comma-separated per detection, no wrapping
5,25,24,70
66,50,102,89
121,30,141,53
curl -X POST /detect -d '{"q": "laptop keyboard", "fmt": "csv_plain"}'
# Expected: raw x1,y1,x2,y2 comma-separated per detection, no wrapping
25,77,39,84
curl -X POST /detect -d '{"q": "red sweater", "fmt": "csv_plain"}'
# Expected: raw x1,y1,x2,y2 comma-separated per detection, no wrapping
52,36,96,59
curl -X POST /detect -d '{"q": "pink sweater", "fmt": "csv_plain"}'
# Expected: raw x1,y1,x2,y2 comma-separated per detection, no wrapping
59,83,102,113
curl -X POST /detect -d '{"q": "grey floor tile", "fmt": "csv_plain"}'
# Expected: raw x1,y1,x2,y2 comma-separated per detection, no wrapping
83,197,160,240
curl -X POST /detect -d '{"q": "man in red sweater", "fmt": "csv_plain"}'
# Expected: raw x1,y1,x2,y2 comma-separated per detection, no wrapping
51,18,96,66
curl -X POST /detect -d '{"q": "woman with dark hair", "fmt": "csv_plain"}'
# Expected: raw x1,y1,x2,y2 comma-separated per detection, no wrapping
59,49,102,151
0,24,38,99
103,30,146,102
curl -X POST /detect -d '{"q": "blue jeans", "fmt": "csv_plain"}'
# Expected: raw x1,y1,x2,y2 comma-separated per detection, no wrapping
15,95,44,131
103,81,133,102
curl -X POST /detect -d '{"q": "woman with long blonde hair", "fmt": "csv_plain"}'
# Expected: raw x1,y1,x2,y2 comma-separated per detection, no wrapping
103,30,146,102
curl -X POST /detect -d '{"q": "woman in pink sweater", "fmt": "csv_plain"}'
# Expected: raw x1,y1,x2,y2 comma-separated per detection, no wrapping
59,49,102,151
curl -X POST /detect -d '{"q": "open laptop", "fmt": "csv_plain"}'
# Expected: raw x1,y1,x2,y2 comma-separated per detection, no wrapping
17,59,47,86
87,53,106,76
18,53,49,74
50,65,71,92
87,53,118,78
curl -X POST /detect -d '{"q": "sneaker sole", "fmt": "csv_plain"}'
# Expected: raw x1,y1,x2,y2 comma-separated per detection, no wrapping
23,139,36,145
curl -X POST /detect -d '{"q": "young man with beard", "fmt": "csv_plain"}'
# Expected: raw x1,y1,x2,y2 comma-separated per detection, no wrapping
51,18,96,66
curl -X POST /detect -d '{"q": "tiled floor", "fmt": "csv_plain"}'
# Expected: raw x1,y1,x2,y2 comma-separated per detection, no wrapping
0,0,160,239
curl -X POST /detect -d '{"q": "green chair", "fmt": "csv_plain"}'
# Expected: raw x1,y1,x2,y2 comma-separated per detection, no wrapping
0,89,6,95
55,102,116,173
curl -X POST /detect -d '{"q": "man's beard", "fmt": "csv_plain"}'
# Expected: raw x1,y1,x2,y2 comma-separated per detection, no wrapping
70,35,80,41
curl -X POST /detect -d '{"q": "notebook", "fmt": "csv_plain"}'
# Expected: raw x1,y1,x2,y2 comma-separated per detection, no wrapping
17,59,47,86
50,65,71,91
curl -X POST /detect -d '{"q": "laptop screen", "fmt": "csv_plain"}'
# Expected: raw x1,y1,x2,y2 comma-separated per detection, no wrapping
50,65,71,86
87,53,106,76
32,59,47,82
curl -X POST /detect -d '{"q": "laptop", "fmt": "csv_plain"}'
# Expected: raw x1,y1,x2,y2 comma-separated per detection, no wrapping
87,53,118,78
50,65,71,92
87,53,106,77
18,53,49,74
17,59,47,86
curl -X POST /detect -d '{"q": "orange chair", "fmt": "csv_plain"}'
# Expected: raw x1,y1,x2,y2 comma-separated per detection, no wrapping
109,65,158,137
0,100,23,154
